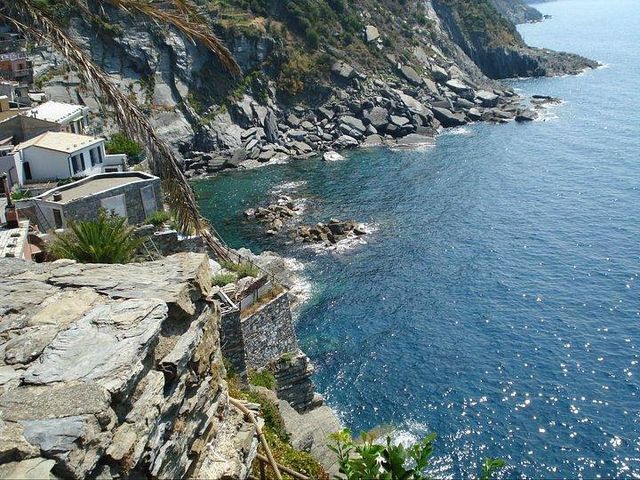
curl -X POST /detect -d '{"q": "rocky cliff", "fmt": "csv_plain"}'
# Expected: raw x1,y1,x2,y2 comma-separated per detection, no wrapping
33,0,596,158
0,254,257,479
489,0,543,24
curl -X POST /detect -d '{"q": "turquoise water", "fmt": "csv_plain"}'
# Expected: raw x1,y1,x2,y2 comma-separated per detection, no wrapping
196,1,640,477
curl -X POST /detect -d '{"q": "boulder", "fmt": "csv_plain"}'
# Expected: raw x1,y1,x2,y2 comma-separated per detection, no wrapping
331,61,355,80
399,65,423,85
432,107,467,127
323,151,345,162
333,135,359,149
264,110,279,143
431,65,449,82
363,107,389,130
365,25,380,43
445,79,474,98
339,116,366,134
515,109,538,122
476,90,500,107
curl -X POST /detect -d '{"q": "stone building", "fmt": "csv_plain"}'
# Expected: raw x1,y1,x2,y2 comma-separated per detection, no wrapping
17,171,162,231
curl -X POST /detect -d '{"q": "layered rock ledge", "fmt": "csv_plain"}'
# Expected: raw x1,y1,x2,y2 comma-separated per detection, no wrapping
0,254,255,479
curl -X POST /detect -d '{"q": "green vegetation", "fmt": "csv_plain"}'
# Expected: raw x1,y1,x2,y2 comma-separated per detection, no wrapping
145,210,172,227
227,372,327,480
438,0,522,47
330,429,506,480
49,210,146,264
212,271,237,286
105,133,144,163
221,260,260,279
248,369,277,390
10,189,30,200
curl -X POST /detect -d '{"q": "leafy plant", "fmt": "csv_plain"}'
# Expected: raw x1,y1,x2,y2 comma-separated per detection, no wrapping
221,260,260,279
249,369,277,390
212,271,237,287
145,210,172,227
105,132,144,163
48,209,147,264
10,189,31,200
329,429,506,480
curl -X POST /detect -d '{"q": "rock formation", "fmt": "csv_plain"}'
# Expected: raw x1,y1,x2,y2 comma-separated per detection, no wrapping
0,254,256,479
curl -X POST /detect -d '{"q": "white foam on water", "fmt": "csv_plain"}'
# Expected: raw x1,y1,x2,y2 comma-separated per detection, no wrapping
270,180,307,196
444,126,474,136
302,223,379,255
281,256,313,312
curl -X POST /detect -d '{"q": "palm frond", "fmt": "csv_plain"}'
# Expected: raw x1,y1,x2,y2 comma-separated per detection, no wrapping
100,0,240,75
1,1,233,260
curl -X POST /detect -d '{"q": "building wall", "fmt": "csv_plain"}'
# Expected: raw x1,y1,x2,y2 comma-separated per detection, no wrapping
20,176,161,231
0,151,20,188
16,141,107,183
0,115,61,143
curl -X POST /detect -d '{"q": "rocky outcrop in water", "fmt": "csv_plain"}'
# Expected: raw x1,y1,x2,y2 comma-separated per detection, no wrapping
0,254,256,479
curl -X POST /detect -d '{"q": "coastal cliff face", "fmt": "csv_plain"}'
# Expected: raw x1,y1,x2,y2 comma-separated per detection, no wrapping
0,254,256,479
489,0,544,24
33,0,595,155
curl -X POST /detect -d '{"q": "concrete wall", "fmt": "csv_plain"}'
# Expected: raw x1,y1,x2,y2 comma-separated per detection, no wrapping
241,292,299,370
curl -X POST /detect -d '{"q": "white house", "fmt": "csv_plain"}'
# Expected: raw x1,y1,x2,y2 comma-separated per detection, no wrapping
26,101,90,134
12,131,126,185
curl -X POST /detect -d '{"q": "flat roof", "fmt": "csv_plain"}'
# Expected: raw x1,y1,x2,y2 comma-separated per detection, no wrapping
14,131,101,153
0,220,29,259
39,172,157,204
27,101,87,124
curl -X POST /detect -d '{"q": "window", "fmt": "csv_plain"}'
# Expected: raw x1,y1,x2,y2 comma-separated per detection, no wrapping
52,209,63,229
23,161,31,180
90,148,98,166
70,154,85,174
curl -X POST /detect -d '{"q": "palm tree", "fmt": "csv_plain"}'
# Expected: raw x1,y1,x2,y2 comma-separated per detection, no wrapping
0,0,240,259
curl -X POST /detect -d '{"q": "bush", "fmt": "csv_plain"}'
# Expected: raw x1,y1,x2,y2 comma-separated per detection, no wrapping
249,369,277,390
10,189,30,200
212,271,237,287
145,210,172,227
105,132,144,163
48,209,146,264
329,429,506,480
221,260,260,279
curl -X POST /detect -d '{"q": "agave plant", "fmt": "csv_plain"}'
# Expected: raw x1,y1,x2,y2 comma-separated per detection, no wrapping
49,209,147,263
0,0,240,259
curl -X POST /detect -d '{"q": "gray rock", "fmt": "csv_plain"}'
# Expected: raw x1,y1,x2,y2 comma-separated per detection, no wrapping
516,109,538,122
400,65,423,85
0,458,56,479
432,107,467,127
331,61,355,80
333,135,359,149
317,107,335,121
363,107,389,130
362,134,384,147
390,115,411,127
446,79,474,97
431,64,449,82
476,90,500,107
365,25,380,43
339,116,366,134
264,110,279,143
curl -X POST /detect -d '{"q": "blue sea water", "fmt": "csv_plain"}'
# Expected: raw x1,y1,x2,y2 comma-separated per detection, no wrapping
195,1,640,477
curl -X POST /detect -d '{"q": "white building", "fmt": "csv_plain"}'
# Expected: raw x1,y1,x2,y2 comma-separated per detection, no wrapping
12,131,126,185
26,101,90,134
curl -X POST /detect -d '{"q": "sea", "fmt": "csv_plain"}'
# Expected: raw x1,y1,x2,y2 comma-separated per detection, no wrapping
195,1,640,477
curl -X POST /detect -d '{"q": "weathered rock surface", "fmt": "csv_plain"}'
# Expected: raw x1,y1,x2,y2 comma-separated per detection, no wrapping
0,254,256,479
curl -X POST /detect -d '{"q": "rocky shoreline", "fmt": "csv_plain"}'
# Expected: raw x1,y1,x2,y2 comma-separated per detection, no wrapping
181,65,542,178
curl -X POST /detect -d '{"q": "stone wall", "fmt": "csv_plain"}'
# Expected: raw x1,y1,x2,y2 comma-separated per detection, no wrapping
240,292,299,370
0,253,256,479
270,352,324,413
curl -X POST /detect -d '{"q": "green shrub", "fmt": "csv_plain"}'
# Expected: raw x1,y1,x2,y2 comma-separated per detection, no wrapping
105,132,144,163
145,210,172,227
10,189,30,200
329,429,506,480
249,369,277,390
221,260,260,279
49,210,146,264
212,271,237,287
